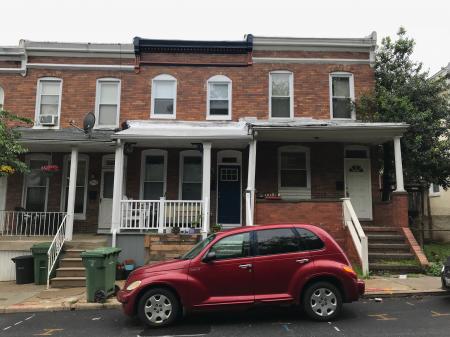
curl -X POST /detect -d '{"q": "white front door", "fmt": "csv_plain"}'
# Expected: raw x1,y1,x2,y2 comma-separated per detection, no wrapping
345,159,372,220
98,169,114,231
0,176,7,210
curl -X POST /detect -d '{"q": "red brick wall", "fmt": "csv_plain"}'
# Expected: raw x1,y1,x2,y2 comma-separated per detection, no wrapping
0,51,374,126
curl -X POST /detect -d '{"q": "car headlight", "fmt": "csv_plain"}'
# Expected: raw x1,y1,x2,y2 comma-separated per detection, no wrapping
126,280,142,291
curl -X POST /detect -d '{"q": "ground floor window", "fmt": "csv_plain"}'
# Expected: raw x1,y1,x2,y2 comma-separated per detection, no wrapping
141,149,167,199
23,155,51,211
61,154,89,219
180,150,202,200
278,146,311,200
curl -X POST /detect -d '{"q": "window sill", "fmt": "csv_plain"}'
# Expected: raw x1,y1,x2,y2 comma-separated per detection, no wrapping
32,125,60,130
206,115,232,121
150,114,176,120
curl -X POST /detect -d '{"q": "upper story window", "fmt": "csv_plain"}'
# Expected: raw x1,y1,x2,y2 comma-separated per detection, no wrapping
95,78,121,129
151,74,177,119
269,71,293,119
278,145,311,200
35,78,62,128
0,86,4,110
429,183,441,197
330,72,355,119
207,75,232,120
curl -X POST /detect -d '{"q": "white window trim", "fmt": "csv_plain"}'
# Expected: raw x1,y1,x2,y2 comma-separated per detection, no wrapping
150,74,177,120
140,149,168,199
178,150,202,200
206,75,232,121
60,154,89,220
429,183,441,197
22,154,51,211
94,78,121,129
278,145,311,200
0,86,4,110
34,77,63,129
269,70,294,120
329,72,355,120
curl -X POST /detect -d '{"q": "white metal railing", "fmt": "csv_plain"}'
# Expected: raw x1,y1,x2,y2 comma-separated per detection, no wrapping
342,198,369,276
0,211,67,236
120,198,204,233
47,214,68,289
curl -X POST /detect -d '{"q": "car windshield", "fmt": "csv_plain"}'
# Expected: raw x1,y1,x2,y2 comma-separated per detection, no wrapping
181,234,216,260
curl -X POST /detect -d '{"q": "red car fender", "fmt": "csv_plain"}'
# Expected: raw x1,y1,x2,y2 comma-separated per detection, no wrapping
290,259,352,303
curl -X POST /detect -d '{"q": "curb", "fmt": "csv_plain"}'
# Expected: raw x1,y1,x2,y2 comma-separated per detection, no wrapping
363,290,449,298
0,300,121,314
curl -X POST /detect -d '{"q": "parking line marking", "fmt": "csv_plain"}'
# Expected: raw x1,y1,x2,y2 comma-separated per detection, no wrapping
14,321,23,325
3,326,11,331
406,302,414,306
368,313,397,321
334,326,341,332
25,315,35,320
431,310,450,317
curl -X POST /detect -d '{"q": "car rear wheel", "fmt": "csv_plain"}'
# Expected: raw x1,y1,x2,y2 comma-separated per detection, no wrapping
137,288,180,327
303,281,342,321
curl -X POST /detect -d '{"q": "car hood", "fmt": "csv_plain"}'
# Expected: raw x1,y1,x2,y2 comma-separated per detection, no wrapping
134,259,190,275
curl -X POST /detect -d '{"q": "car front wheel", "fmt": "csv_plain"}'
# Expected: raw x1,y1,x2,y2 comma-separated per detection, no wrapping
303,281,342,321
137,288,180,327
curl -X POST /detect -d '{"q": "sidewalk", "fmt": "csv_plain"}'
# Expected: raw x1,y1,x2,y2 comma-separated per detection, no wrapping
364,275,447,297
0,276,448,314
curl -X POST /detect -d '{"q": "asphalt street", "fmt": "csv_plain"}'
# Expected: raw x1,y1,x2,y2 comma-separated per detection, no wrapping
1,295,450,337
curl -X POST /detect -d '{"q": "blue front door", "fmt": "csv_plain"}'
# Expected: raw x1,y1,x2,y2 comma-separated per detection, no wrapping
217,165,241,225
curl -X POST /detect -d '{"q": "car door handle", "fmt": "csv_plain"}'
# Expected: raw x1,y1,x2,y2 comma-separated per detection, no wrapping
239,264,252,269
296,258,310,264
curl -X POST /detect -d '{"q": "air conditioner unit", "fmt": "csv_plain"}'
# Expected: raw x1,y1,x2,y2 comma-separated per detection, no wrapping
39,114,58,126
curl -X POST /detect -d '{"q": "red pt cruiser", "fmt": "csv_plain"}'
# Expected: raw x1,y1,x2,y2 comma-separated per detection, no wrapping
117,224,365,327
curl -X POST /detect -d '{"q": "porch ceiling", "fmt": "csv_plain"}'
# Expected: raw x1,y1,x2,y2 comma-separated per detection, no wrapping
250,120,408,144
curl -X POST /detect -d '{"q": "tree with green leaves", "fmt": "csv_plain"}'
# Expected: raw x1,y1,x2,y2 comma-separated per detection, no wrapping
358,27,450,194
0,109,31,176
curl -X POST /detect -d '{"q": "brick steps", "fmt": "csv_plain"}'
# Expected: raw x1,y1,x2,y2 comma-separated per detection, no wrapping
368,243,411,252
369,252,415,262
369,263,423,275
146,234,199,264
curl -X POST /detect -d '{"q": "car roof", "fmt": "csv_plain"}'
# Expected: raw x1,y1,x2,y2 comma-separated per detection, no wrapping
216,223,319,237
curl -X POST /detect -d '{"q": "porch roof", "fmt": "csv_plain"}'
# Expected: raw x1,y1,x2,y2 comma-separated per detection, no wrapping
17,128,115,152
248,119,408,143
113,120,252,147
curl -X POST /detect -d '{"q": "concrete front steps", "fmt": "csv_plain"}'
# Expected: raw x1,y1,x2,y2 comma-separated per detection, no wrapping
50,235,108,288
364,226,423,274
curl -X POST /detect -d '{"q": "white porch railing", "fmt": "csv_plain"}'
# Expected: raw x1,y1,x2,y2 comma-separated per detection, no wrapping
47,214,68,289
342,198,369,276
120,199,204,233
0,211,67,236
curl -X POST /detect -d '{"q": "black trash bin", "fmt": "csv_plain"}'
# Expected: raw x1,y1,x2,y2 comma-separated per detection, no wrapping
11,255,34,284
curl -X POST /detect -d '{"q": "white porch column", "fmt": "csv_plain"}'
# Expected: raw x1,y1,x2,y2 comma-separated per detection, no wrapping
246,139,257,226
111,141,125,235
201,142,212,238
393,136,405,192
65,147,78,241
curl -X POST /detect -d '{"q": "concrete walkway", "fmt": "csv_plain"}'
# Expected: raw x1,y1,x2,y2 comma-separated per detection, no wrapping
0,276,447,313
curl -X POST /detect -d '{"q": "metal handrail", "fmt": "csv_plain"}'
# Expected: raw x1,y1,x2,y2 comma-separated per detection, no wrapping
342,198,369,276
46,214,68,289
0,211,66,236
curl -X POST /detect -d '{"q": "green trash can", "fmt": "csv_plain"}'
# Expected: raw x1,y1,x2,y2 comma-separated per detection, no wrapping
81,247,121,303
30,242,52,285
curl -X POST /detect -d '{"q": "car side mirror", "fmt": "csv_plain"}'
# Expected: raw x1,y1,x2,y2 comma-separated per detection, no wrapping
202,251,216,263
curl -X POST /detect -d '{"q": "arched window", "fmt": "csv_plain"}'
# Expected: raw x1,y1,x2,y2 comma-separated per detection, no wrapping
269,71,293,119
140,149,168,199
278,145,311,200
151,74,177,119
329,72,355,119
35,77,63,127
207,75,232,120
95,78,121,128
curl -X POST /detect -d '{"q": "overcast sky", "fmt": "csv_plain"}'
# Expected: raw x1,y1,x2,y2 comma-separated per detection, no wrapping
2,0,448,74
